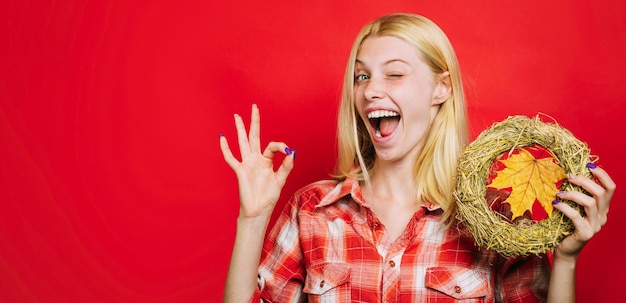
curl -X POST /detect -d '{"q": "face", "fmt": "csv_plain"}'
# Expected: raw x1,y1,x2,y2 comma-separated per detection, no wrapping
354,35,450,165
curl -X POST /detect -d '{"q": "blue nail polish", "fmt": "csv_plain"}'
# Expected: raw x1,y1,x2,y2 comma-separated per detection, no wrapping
292,149,296,159
556,191,565,196
586,162,597,169
552,200,560,205
219,133,224,138
284,147,292,155
567,173,574,179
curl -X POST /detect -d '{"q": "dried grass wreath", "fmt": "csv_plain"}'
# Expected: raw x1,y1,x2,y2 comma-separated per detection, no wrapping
455,115,595,257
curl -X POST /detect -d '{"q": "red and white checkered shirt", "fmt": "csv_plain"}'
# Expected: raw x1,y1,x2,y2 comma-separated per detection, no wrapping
250,177,550,302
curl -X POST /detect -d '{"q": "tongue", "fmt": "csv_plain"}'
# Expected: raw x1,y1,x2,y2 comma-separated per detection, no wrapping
379,117,400,137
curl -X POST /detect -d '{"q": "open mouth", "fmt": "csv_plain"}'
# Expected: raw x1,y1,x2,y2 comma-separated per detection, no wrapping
367,110,401,138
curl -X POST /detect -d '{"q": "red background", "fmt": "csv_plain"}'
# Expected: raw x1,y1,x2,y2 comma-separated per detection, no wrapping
1,0,624,302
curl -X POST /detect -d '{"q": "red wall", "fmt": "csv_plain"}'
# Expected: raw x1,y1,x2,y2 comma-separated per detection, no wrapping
1,0,624,302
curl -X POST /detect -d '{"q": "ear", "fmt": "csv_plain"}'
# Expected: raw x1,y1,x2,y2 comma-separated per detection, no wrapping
432,71,451,105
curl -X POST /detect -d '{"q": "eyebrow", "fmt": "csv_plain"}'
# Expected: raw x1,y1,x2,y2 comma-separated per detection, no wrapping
355,58,411,66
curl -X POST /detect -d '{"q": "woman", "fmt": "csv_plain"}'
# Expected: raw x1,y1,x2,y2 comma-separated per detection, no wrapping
219,13,615,302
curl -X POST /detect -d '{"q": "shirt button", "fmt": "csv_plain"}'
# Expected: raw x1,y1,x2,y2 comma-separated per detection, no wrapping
389,260,396,267
319,280,325,288
454,285,462,293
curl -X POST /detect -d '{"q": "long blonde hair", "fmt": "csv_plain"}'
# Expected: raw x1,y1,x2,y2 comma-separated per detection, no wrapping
334,13,469,222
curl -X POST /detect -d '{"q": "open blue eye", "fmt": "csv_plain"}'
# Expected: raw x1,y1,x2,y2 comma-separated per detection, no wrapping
355,74,369,81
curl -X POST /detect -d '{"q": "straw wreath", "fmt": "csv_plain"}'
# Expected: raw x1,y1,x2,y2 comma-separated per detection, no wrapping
455,115,593,257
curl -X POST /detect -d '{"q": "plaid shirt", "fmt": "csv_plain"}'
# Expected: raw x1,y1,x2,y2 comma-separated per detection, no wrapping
251,177,550,302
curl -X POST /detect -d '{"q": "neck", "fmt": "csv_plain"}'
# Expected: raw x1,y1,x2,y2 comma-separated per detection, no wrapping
363,159,417,206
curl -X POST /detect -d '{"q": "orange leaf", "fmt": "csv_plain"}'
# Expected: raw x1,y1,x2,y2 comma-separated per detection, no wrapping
487,148,566,220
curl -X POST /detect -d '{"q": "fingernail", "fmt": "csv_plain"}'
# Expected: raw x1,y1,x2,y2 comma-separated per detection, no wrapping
219,133,224,138
586,162,597,169
284,147,292,155
567,173,574,179
556,191,565,196
292,149,296,159
552,200,560,205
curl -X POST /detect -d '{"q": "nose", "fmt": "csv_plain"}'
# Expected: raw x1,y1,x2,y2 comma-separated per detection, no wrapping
363,77,384,101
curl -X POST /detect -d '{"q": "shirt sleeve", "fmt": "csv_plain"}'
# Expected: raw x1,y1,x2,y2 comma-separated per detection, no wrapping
249,194,307,303
495,253,551,303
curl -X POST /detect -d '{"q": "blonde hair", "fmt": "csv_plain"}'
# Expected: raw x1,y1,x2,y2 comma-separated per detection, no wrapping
334,13,469,222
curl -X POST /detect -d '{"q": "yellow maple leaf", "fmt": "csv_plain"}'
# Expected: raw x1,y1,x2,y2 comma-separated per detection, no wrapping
488,148,567,220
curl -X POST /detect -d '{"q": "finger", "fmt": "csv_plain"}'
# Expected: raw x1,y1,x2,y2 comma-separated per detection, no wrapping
248,104,261,152
234,113,251,158
567,173,604,198
219,135,240,170
261,141,291,160
569,166,615,213
557,190,598,223
584,166,613,225
553,201,595,241
261,142,295,184
588,164,616,199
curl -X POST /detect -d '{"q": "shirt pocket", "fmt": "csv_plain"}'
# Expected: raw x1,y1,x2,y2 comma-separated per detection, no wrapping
303,262,351,301
425,266,488,301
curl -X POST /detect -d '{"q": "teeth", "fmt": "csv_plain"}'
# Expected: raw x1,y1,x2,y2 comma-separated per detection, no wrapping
375,129,382,137
367,110,399,119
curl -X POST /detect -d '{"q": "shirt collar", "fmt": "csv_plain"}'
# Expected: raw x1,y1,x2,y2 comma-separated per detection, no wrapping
316,176,362,208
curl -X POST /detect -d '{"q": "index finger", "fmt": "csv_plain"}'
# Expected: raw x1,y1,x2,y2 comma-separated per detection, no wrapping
589,164,616,194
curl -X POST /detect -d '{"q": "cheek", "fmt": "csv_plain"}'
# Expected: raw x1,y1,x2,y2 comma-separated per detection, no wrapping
353,89,365,110
353,85,364,100
403,96,438,126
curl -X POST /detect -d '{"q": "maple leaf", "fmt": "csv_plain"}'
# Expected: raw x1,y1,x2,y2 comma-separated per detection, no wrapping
487,148,567,220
